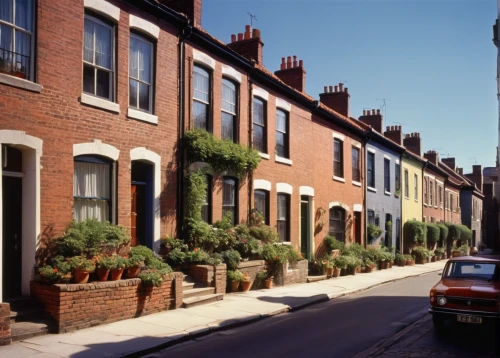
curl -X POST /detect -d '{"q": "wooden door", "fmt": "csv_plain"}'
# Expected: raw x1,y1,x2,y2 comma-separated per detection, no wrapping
2,176,22,298
131,184,138,247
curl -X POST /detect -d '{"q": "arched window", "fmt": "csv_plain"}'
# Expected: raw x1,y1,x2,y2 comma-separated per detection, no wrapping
254,189,269,225
329,207,346,242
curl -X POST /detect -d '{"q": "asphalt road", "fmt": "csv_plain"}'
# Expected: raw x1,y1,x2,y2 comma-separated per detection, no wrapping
148,272,441,358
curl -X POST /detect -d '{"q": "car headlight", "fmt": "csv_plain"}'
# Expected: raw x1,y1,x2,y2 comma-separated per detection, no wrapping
437,297,447,306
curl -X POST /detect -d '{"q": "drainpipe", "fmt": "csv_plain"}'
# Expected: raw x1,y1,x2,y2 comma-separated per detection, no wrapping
247,74,253,222
177,23,192,238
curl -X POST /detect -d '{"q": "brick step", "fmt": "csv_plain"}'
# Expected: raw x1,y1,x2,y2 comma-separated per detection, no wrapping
183,287,215,299
307,275,327,283
182,293,223,308
10,320,50,342
182,275,196,284
10,308,46,323
6,297,42,313
182,282,195,291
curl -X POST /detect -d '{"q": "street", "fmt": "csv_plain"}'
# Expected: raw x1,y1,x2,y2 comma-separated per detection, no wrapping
147,273,444,358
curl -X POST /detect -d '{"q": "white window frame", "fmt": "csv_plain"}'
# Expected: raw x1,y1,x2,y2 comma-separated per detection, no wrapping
221,77,237,142
129,32,154,114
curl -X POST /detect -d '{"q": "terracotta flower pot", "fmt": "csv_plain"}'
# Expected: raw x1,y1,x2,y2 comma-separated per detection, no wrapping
126,265,141,278
264,279,273,289
241,280,252,292
431,256,437,262
110,268,124,281
231,280,240,292
355,266,362,273
327,267,334,277
406,259,415,266
96,268,110,282
73,269,90,284
388,261,394,268
398,260,405,267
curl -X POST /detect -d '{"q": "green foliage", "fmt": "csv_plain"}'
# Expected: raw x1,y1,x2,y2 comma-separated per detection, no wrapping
363,247,382,263
111,255,127,269
49,256,71,275
385,221,393,242
403,220,427,244
367,224,382,241
344,243,365,258
256,271,269,281
345,255,362,270
248,225,278,244
446,223,460,245
96,255,115,270
234,237,261,259
457,225,472,245
139,271,164,287
412,246,432,259
165,248,186,267
227,269,244,282
39,265,63,284
184,129,261,179
160,235,187,250
404,254,415,261
52,219,130,257
69,256,95,272
323,236,345,253
435,247,445,256
130,246,156,265
126,255,145,268
221,249,241,270
426,223,440,245
395,253,405,262
147,256,172,272
437,224,448,247
185,171,207,224
459,244,470,255
333,255,350,269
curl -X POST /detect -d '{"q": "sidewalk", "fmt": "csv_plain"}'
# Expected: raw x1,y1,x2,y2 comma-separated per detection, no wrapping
2,260,447,358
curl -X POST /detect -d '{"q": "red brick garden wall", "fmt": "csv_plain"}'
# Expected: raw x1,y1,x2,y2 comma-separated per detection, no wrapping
0,303,11,346
31,273,183,333
188,264,227,294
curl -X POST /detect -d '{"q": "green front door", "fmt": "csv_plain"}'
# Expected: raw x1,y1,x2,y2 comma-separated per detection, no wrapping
300,196,310,260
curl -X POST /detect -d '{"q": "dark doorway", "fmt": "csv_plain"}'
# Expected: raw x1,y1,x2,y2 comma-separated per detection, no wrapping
354,212,361,244
472,230,476,247
300,196,310,260
2,146,23,298
131,161,153,249
396,218,401,252
385,214,392,247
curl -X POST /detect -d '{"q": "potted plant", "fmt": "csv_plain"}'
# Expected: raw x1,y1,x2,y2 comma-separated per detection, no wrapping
126,255,144,278
69,256,95,284
405,254,415,266
109,255,127,280
227,270,243,292
138,271,164,287
95,255,114,281
346,256,361,276
412,246,429,265
364,259,375,273
334,256,349,276
39,265,63,284
240,273,252,292
434,248,444,261
325,258,335,277
395,253,406,267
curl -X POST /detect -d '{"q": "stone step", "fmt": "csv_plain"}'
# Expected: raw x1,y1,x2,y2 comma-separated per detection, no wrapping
10,308,45,323
10,320,50,342
183,286,215,299
182,293,223,309
182,282,195,291
307,275,327,283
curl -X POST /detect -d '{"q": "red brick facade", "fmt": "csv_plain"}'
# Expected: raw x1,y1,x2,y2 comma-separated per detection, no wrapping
0,303,10,346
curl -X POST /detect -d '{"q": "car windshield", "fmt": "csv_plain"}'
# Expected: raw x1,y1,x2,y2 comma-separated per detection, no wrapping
443,262,498,280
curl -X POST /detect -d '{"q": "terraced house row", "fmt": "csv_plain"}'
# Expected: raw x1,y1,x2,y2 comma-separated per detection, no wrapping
0,0,484,302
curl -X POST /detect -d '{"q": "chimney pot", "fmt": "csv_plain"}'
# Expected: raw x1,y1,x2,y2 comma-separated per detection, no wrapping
344,87,348,93
334,85,338,92
339,83,343,92
364,110,367,116
371,109,375,115
286,56,292,69
280,57,286,70
324,86,328,93
252,28,261,38
377,109,381,115
238,33,243,41
231,34,236,43
299,59,303,67
244,25,251,39
386,126,390,130
293,55,297,67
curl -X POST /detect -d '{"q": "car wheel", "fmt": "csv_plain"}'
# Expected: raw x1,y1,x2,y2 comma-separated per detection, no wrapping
432,315,445,334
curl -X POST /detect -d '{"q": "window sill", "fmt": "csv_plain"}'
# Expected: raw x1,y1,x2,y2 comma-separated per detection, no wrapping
434,206,438,209
127,108,158,125
0,73,42,93
352,181,361,187
384,191,391,196
81,93,120,113
333,175,346,183
414,199,419,203
275,155,292,166
259,152,270,160
367,186,377,193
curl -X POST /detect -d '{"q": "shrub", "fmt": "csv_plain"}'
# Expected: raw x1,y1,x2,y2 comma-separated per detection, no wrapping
227,269,244,282
248,225,278,244
139,271,164,286
446,223,460,245
39,265,63,284
334,255,350,269
344,243,365,258
49,256,71,275
404,254,415,261
367,224,382,241
234,237,260,259
457,225,472,245
69,256,95,272
285,246,303,266
221,249,241,270
412,246,431,259
165,248,186,267
385,221,393,244
437,224,448,247
126,255,145,268
130,246,155,265
403,220,427,244
110,255,127,269
95,255,115,270
395,253,405,262
160,235,187,250
426,223,440,246
345,255,362,270
435,247,445,256
323,236,345,253
363,247,382,263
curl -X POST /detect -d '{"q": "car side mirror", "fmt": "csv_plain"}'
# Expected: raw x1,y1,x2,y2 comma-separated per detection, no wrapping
438,273,442,276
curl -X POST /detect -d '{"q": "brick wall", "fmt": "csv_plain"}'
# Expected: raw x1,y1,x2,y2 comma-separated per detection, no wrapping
0,303,11,346
283,259,308,286
237,260,267,289
31,273,183,333
188,264,227,294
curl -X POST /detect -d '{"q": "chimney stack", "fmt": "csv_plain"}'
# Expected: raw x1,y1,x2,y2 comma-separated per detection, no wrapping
423,150,439,166
159,0,202,26
274,55,306,92
383,125,403,145
466,164,483,192
358,108,383,133
442,157,456,170
403,132,422,156
227,25,264,64
319,83,350,117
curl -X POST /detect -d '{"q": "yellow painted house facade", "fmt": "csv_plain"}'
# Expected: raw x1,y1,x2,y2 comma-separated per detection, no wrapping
401,154,424,226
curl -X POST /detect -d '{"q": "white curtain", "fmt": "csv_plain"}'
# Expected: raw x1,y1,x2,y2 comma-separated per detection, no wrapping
74,161,110,222
83,19,94,63
94,22,111,70
221,79,236,114
193,66,209,102
129,37,151,83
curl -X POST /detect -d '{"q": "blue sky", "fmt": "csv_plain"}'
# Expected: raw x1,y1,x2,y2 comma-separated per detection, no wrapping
203,0,497,171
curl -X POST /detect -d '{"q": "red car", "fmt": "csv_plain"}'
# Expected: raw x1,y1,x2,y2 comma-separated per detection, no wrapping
429,255,500,331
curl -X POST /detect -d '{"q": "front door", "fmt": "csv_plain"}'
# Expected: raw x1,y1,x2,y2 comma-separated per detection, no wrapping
131,161,153,248
354,212,361,244
300,196,310,260
2,176,22,298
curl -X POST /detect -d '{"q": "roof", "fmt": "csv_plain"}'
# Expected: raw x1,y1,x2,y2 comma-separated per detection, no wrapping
438,162,467,188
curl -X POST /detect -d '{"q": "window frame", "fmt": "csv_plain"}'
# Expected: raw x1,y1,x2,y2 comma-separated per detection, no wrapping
384,158,390,192
73,155,114,223
0,0,36,81
424,177,428,204
367,151,375,188
367,209,375,225
193,64,212,131
352,146,360,182
329,206,346,242
252,96,267,153
221,77,238,142
128,31,155,113
275,108,289,159
254,189,269,225
395,163,401,195
201,175,212,224
414,173,418,201
277,193,290,242
404,169,409,198
222,176,238,226
429,179,433,206
333,138,344,178
83,13,116,101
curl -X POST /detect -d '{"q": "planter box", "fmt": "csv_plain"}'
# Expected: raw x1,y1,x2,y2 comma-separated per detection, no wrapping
188,264,227,294
31,273,183,333
0,303,11,346
237,260,266,290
